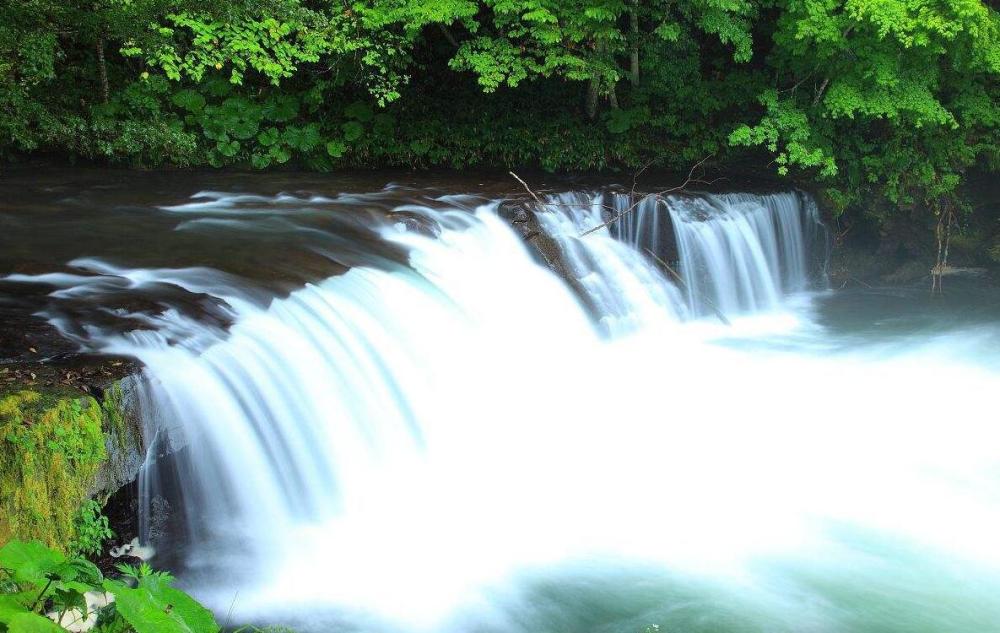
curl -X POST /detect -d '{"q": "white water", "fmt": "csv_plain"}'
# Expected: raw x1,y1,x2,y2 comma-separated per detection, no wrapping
7,190,1000,632
666,192,826,315
535,190,825,320
532,192,687,334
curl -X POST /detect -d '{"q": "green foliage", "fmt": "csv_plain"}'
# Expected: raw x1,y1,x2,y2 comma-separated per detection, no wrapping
0,541,220,633
68,502,114,559
0,539,106,633
0,391,106,549
132,11,330,86
0,540,68,584
733,0,1000,216
111,575,218,633
0,0,997,234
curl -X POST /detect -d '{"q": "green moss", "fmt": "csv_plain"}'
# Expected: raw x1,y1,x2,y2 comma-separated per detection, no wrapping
101,382,130,454
0,389,107,550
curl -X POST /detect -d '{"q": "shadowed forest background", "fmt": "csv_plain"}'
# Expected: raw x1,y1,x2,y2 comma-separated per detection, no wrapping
2,0,999,262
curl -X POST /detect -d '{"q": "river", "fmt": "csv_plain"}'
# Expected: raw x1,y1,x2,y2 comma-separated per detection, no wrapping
2,169,999,633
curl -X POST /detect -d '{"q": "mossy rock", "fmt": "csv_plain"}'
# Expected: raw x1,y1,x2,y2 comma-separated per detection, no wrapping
90,379,146,502
0,387,114,550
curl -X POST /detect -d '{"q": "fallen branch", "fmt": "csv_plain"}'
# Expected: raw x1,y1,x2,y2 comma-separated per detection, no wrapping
580,154,714,237
509,171,545,205
508,155,717,238
629,159,656,203
508,171,621,217
849,276,873,289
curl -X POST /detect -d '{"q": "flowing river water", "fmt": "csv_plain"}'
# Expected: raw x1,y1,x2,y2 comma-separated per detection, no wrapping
2,169,1000,633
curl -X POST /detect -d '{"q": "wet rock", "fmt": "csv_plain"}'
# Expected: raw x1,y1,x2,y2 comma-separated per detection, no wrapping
497,200,602,319
89,376,146,502
385,211,441,238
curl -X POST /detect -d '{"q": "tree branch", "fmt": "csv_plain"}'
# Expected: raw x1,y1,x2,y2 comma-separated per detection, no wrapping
509,171,544,205
579,154,714,237
437,23,460,49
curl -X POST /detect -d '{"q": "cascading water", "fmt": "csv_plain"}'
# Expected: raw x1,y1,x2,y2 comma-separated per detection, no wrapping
529,189,826,321
667,192,826,315
5,185,1000,633
529,192,687,334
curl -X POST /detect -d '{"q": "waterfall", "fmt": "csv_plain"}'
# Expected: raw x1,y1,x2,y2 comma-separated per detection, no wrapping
529,192,688,335
6,187,1000,633
667,192,826,315
524,189,826,321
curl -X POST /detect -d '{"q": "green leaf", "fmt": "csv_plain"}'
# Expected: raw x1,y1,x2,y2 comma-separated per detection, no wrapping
281,124,321,151
228,119,260,141
325,139,346,158
50,588,86,614
268,145,291,164
263,95,299,122
0,541,64,584
0,595,30,621
7,612,64,633
216,139,240,157
54,558,101,586
251,153,272,169
344,101,374,122
109,576,219,633
299,124,322,151
257,127,280,147
170,90,206,113
342,121,364,142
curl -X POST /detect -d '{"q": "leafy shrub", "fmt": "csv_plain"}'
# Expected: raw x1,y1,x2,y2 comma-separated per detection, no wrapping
0,540,220,633
68,502,114,559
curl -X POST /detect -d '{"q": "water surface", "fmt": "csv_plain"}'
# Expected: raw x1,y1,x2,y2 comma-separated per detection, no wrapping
2,170,999,633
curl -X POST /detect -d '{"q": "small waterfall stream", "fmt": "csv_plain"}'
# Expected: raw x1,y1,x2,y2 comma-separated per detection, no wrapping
5,186,1000,633
668,192,826,315
528,189,825,322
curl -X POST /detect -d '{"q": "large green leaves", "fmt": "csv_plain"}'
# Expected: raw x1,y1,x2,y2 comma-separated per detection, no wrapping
0,595,30,621
171,89,206,113
1,541,219,633
281,124,322,151
108,576,219,633
0,541,63,584
325,139,347,158
263,95,299,122
5,611,65,633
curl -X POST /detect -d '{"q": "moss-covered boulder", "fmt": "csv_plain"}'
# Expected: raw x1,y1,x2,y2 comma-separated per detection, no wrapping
0,378,143,550
89,379,145,502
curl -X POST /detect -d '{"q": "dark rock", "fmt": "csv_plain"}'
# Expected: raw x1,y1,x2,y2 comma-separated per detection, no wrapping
497,200,603,320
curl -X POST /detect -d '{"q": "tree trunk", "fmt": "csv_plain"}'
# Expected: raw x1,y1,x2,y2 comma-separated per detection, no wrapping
96,36,109,104
586,79,599,119
629,0,640,87
437,23,459,49
608,83,620,110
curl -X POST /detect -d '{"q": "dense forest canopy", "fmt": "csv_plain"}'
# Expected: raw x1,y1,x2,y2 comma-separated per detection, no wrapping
1,1,998,229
